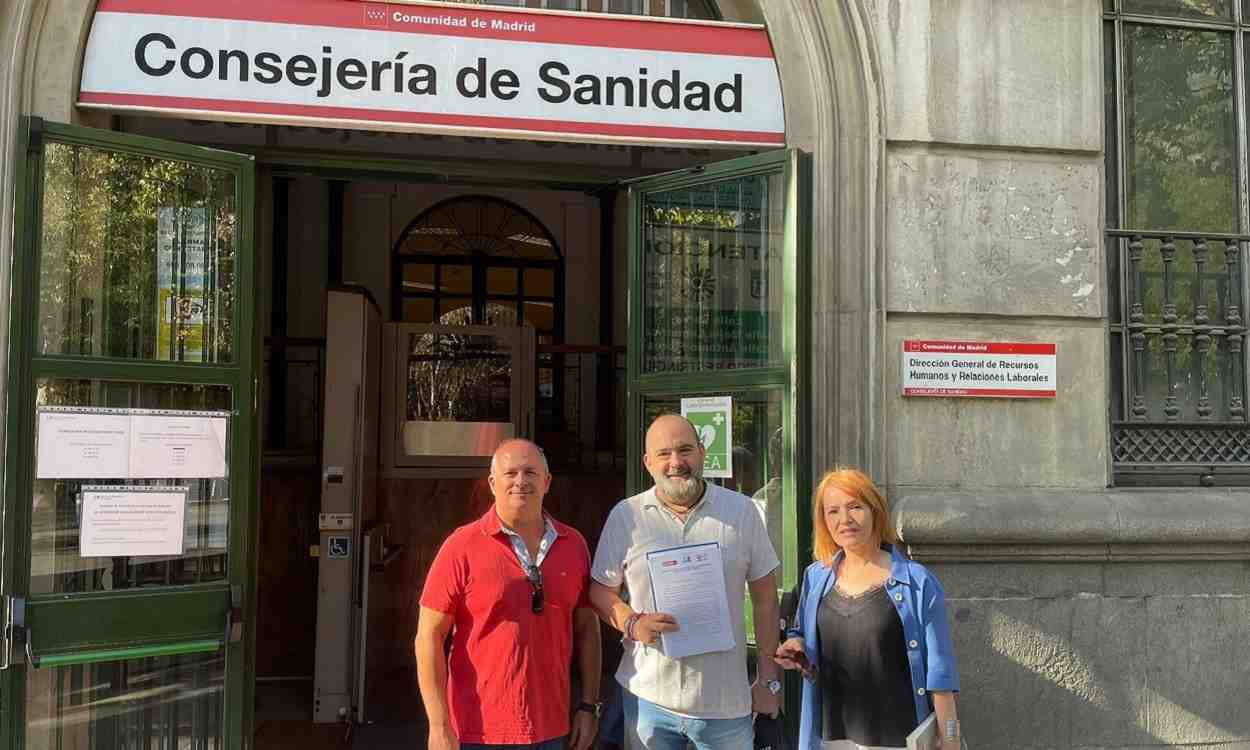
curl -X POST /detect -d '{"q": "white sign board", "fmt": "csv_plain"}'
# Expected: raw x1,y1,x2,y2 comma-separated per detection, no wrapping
680,396,733,479
80,486,188,557
78,0,785,148
37,407,229,479
130,412,229,479
36,409,132,479
901,340,1057,398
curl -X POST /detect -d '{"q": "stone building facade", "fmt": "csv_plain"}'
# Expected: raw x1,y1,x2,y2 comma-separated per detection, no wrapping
0,1,1247,749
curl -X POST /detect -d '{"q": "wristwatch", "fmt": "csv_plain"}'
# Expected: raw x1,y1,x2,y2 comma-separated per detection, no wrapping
576,701,604,719
764,679,782,695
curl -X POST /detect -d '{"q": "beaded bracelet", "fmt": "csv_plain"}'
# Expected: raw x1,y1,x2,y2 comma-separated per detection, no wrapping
622,612,641,643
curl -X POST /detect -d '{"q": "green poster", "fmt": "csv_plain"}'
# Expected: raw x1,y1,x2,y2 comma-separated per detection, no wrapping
681,395,733,479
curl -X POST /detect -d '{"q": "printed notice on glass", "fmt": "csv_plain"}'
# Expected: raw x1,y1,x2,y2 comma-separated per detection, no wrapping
901,340,1057,398
129,411,227,479
80,485,188,557
645,542,735,659
36,407,229,479
36,408,132,479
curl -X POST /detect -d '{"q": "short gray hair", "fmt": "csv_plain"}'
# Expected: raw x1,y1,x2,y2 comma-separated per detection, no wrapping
490,438,550,475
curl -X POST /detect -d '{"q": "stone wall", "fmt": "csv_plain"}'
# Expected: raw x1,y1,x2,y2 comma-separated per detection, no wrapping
898,492,1250,749
872,1,1250,747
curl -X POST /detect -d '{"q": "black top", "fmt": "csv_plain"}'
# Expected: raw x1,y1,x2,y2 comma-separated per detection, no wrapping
816,583,917,746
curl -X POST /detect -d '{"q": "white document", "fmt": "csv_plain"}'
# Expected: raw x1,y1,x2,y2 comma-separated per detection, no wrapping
129,411,228,479
907,714,939,750
79,486,188,557
645,542,735,659
37,408,132,479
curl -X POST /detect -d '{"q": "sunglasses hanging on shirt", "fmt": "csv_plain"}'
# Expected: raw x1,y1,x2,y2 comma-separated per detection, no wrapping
526,564,544,614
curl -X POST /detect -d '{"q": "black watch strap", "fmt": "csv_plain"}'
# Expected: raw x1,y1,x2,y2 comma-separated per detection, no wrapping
575,701,603,718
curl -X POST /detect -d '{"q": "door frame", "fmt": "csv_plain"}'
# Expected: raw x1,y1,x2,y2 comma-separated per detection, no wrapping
624,148,812,724
1,116,259,749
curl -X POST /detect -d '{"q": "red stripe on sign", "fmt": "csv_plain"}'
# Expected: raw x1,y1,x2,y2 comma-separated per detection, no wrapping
903,388,1057,398
903,340,1056,355
78,91,787,145
94,0,775,58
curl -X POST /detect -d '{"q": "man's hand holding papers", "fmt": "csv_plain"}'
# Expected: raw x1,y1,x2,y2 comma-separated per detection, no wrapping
631,612,680,646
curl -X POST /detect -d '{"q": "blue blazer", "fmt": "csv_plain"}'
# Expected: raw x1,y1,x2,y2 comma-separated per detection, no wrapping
786,545,960,750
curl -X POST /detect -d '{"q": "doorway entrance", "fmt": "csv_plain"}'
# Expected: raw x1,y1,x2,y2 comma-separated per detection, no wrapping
4,114,807,749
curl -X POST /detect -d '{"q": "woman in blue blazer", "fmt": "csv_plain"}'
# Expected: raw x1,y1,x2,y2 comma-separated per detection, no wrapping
775,468,962,750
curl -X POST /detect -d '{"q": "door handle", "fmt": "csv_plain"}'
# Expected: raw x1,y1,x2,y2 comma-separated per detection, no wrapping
1,595,26,670
226,583,244,644
25,639,223,669
9,587,240,669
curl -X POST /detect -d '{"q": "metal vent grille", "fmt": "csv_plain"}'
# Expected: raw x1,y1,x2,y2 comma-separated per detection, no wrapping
1113,423,1250,464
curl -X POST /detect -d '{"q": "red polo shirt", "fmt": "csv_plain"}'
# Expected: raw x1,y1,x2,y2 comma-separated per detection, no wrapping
420,509,591,744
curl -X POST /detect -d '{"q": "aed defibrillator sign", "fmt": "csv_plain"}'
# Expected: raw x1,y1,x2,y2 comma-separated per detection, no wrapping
78,0,785,148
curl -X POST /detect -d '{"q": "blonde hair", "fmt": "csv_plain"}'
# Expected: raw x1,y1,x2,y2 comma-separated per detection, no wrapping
811,468,898,565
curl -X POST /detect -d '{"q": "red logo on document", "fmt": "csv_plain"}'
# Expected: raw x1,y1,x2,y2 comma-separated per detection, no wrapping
662,560,678,567
363,3,389,27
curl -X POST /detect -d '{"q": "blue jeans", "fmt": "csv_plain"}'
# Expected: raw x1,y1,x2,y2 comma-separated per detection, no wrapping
621,692,753,750
461,738,565,750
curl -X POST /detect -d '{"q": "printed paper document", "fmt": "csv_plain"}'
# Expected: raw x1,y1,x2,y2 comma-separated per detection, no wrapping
36,409,131,479
80,486,188,557
645,542,735,659
36,407,228,479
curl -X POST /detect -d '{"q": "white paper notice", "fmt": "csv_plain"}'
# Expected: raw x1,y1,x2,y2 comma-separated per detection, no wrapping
36,407,229,479
129,412,228,479
37,408,132,479
80,486,188,557
645,542,735,659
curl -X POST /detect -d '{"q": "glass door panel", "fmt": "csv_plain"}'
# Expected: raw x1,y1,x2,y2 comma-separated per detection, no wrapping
37,142,238,363
4,118,256,750
641,172,786,373
25,651,224,750
627,149,809,729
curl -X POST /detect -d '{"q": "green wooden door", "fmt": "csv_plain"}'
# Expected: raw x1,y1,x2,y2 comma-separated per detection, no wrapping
626,148,811,722
1,118,258,749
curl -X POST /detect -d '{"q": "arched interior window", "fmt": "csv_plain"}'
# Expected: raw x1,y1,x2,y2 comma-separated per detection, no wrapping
393,195,566,435
392,195,564,345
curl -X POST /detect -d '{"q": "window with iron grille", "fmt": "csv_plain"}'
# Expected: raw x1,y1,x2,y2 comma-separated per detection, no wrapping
1105,0,1250,485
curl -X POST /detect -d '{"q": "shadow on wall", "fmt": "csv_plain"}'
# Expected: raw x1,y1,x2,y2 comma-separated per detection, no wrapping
942,566,1250,749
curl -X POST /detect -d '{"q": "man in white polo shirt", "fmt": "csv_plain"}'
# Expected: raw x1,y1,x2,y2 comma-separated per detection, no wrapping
589,414,781,750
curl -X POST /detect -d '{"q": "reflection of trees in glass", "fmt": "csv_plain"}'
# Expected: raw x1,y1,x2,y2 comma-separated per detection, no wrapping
643,177,779,373
1139,334,1234,420
1133,239,1230,323
1122,236,1243,420
1123,0,1230,21
38,143,235,362
406,304,514,422
1124,25,1235,232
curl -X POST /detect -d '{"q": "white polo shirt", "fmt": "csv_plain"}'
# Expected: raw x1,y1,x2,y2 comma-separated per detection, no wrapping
591,482,779,719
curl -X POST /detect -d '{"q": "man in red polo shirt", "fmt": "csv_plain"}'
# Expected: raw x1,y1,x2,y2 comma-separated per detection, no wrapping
417,439,602,750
